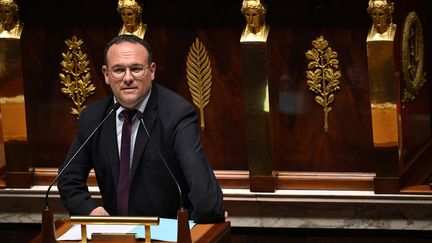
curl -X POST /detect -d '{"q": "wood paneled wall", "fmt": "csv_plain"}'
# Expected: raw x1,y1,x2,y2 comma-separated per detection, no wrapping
10,0,432,188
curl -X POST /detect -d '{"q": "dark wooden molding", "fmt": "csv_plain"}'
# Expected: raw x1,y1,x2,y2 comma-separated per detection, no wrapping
216,170,374,191
277,171,375,190
374,176,400,194
214,170,250,189
5,171,33,188
249,172,278,192
33,167,98,186
400,185,432,194
32,168,374,191
400,138,432,186
373,138,432,194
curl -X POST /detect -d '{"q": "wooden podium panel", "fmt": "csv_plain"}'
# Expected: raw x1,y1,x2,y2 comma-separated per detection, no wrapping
29,220,230,243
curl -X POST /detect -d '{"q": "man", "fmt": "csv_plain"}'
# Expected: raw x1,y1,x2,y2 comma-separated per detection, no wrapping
58,34,224,223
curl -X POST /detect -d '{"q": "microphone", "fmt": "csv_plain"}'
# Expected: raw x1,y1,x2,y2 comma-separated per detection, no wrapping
136,110,192,243
135,111,184,209
41,102,120,243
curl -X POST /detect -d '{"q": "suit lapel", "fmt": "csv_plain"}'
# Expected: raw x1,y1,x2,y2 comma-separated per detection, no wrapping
130,85,158,180
103,111,120,191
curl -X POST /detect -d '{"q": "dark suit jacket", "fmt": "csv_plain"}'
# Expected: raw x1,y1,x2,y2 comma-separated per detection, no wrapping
58,83,224,223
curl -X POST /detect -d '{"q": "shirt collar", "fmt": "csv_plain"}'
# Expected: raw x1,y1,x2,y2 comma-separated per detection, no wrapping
114,88,152,119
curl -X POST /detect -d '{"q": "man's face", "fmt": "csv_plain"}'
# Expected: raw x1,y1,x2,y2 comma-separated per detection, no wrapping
120,8,139,32
370,8,390,34
102,41,156,109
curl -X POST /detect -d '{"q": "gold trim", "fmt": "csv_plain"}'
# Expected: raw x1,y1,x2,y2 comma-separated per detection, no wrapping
370,102,396,109
59,36,96,117
186,37,212,131
401,11,426,103
0,95,24,104
71,216,159,243
305,36,341,133
70,215,159,225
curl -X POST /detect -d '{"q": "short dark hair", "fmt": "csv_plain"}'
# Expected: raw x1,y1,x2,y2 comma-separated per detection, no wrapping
103,34,153,65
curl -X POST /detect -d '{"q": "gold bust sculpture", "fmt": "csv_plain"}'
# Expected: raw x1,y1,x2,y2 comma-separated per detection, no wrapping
367,0,396,41
117,0,147,39
0,0,22,38
240,0,269,42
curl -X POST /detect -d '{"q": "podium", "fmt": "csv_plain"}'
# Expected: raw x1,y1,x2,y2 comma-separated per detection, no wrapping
30,219,231,243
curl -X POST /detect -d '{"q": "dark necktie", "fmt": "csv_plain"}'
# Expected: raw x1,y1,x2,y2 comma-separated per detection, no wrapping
117,109,137,215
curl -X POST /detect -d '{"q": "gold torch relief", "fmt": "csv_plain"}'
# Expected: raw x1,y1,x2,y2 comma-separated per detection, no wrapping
59,36,96,117
305,36,341,133
186,38,212,131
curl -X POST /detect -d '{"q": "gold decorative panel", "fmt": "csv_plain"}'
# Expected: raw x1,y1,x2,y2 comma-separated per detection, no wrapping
186,37,212,131
59,36,95,117
401,11,426,103
305,36,341,133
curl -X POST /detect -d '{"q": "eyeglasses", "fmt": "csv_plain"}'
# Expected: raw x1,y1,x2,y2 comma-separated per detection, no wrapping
109,65,149,79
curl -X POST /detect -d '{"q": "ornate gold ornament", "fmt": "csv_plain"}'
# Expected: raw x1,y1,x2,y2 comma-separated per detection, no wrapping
366,0,396,41
59,36,96,117
401,11,426,103
0,0,23,38
186,38,212,131
240,0,269,42
117,0,146,39
305,36,341,133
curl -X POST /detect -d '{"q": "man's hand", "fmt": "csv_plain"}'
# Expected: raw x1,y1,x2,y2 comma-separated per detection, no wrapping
89,206,110,216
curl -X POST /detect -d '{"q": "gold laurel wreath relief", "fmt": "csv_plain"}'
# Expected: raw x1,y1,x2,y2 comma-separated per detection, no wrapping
186,37,213,131
59,36,96,117
401,11,426,103
305,35,341,133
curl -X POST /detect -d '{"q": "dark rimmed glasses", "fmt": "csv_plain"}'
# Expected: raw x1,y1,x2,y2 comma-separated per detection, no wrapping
109,65,149,79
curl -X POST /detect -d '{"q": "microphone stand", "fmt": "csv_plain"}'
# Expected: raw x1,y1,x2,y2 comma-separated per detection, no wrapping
41,205,56,243
137,111,191,243
177,207,192,243
41,103,120,243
